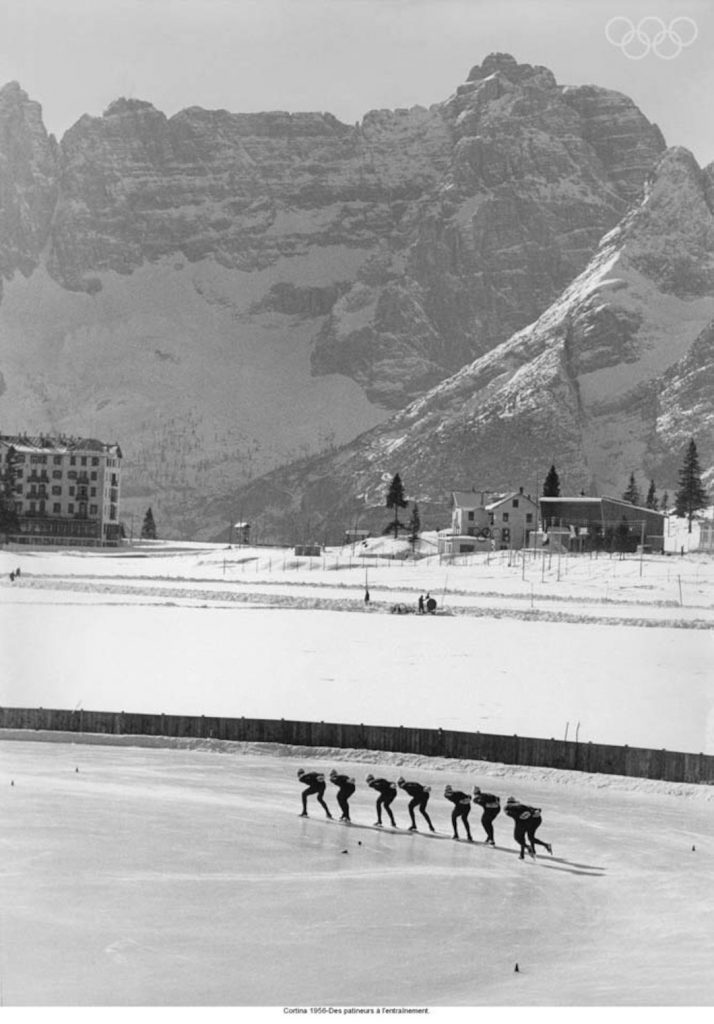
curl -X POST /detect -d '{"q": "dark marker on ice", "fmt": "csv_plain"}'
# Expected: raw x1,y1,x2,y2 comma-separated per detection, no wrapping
514,963,520,973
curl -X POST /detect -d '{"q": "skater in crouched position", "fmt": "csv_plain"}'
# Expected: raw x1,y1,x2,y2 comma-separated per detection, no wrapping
444,785,473,841
397,777,435,832
330,769,356,822
366,774,398,827
297,768,332,819
472,786,501,846
504,797,552,859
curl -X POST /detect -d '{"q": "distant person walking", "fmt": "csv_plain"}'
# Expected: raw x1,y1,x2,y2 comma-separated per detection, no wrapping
364,588,370,604
472,787,501,846
297,768,332,819
366,774,398,827
330,769,356,822
444,785,473,841
397,777,435,832
418,594,425,614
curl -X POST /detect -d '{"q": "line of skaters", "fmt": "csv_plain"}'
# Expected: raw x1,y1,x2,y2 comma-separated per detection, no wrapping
296,769,553,860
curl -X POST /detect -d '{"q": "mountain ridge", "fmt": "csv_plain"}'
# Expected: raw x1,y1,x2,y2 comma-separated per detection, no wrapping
1,57,704,540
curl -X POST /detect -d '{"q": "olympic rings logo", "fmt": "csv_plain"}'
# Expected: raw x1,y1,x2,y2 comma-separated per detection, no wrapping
605,16,698,59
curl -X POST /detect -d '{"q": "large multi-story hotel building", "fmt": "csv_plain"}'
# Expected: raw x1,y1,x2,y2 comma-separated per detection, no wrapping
0,434,123,544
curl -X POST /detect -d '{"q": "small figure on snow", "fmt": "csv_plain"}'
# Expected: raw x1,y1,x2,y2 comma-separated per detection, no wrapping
330,769,356,822
472,786,501,846
366,774,398,827
397,777,435,832
297,768,332,819
444,785,473,841
504,797,552,859
418,594,425,614
364,588,370,604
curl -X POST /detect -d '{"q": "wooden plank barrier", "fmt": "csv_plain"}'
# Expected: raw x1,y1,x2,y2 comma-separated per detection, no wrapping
0,706,712,784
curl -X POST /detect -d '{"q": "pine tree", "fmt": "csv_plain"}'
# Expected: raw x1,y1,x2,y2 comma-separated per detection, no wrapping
141,506,157,540
0,445,20,534
645,479,658,510
543,465,560,497
385,473,408,539
408,503,421,547
674,439,708,533
662,490,669,513
622,472,641,506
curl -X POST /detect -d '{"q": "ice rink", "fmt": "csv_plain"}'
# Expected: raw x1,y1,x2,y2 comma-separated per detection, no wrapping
1,738,713,1007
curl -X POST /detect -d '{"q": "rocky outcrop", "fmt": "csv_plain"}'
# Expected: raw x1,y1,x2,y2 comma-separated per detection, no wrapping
0,82,58,288
39,55,666,406
221,146,714,542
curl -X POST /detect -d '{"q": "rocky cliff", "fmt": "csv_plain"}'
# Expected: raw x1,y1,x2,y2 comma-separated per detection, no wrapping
0,58,685,538
222,146,714,543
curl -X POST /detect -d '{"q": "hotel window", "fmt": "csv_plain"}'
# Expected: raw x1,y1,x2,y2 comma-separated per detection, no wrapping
53,503,61,513
502,512,509,522
52,486,61,495
53,456,62,465
69,486,75,496
52,470,62,479
92,457,99,466
91,472,97,480
526,513,533,524
81,456,87,466
90,504,98,515
70,456,76,465
512,499,519,508
68,503,74,513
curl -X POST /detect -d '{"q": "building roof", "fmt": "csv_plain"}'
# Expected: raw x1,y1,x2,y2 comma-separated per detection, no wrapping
540,495,664,518
485,490,538,511
0,434,122,457
451,491,483,508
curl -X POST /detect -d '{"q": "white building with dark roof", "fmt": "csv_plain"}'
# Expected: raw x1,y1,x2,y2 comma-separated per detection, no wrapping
0,434,123,545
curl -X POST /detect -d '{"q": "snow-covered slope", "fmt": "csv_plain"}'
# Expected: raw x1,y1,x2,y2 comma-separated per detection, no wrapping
228,146,714,541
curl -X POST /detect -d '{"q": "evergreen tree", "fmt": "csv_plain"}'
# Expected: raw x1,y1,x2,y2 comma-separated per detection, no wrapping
543,465,561,497
674,439,708,533
141,506,157,540
385,473,408,539
0,445,20,534
408,502,421,547
662,490,669,513
645,479,658,510
622,472,641,506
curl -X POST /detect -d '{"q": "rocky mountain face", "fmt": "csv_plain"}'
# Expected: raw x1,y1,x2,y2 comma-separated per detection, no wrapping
0,83,58,288
0,58,695,539
223,146,714,544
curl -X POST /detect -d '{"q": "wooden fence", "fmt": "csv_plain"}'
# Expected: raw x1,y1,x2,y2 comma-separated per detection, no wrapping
1,706,712,784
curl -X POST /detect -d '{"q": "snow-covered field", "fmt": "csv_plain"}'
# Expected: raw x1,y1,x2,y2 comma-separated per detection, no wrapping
1,536,713,1008
1,537,713,753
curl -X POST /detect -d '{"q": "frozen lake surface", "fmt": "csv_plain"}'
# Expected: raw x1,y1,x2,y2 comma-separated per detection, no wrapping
1,738,713,1007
